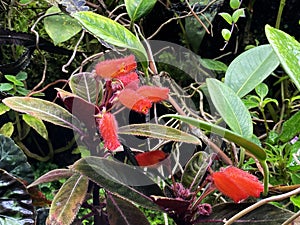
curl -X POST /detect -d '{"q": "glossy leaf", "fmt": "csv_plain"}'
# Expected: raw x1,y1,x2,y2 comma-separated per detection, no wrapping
72,11,148,64
71,156,162,210
44,6,82,45
0,134,34,183
232,8,245,23
27,169,74,188
279,110,300,142
219,13,232,24
69,72,102,104
225,44,279,97
266,25,300,91
0,169,35,224
0,122,14,137
5,75,23,86
207,78,253,138
181,151,210,191
125,0,157,22
221,28,231,41
255,83,268,100
107,194,150,225
47,174,88,225
118,123,201,145
3,97,84,134
22,114,48,140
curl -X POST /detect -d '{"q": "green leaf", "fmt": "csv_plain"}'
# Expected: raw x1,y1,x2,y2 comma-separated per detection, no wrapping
0,83,14,91
230,0,240,9
71,156,162,210
200,58,228,72
279,110,300,142
207,78,253,138
4,75,24,86
69,72,102,104
72,11,148,65
15,71,27,81
290,195,300,208
160,115,266,161
3,97,84,134
107,194,151,225
125,0,157,22
225,44,280,97
232,8,245,23
48,174,88,225
219,13,232,25
0,103,10,115
22,114,48,140
0,169,35,225
44,6,82,45
0,122,14,137
255,83,268,99
118,123,201,145
181,151,210,191
266,24,300,91
221,28,231,41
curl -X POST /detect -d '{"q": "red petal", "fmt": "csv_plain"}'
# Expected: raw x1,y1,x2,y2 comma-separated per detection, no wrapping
137,86,169,102
118,89,152,114
212,166,263,203
135,150,167,167
115,72,139,89
98,113,120,151
95,55,136,79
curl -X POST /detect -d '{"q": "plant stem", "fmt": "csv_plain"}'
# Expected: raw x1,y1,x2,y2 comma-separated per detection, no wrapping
275,0,286,29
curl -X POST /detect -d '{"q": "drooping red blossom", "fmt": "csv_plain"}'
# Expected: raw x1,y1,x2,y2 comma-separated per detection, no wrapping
115,71,139,89
118,88,152,114
137,85,170,102
135,150,167,167
212,166,263,203
95,55,137,79
98,112,121,151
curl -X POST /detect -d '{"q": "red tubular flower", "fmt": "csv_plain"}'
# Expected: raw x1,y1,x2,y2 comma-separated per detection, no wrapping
212,166,263,203
137,86,170,102
98,112,121,151
118,88,152,114
135,150,167,167
115,71,139,89
95,55,137,79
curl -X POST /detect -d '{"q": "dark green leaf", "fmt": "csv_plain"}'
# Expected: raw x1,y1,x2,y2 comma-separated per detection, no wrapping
125,0,157,22
15,71,27,81
279,110,300,142
200,58,228,72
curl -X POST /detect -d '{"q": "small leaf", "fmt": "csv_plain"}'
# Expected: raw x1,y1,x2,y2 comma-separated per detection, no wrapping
0,83,14,91
255,83,268,99
44,6,82,45
107,194,151,225
219,13,232,25
225,44,279,97
207,78,253,138
221,28,231,41
47,174,89,225
15,71,27,81
118,123,201,145
230,0,240,9
279,110,300,142
291,195,300,208
125,0,157,22
22,114,48,140
0,122,14,137
232,8,245,23
266,25,300,91
200,58,228,72
72,11,148,65
5,75,24,86
0,103,10,115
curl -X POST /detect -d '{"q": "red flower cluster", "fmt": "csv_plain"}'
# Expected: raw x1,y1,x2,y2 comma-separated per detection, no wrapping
95,55,170,151
212,166,263,203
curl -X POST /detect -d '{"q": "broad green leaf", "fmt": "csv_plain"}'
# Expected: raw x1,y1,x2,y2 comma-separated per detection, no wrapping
4,75,24,86
0,122,14,137
3,97,83,134
255,83,268,99
279,110,300,142
69,72,102,104
44,6,82,45
219,13,232,24
181,151,210,191
221,28,231,41
107,194,150,225
72,11,148,65
207,78,253,138
230,0,240,9
72,156,162,210
0,103,10,115
291,195,300,208
22,114,48,140
0,134,34,183
0,169,35,225
225,44,279,97
118,123,201,145
266,25,300,91
232,8,245,23
27,169,74,188
47,174,88,225
125,0,157,22
0,83,14,91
